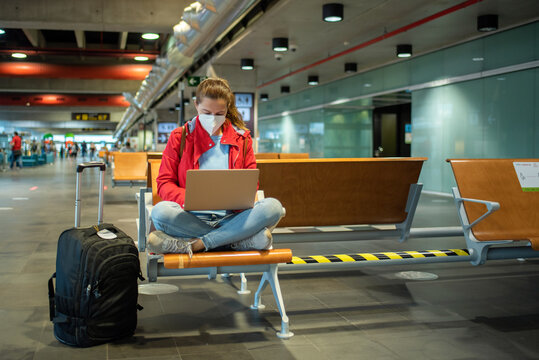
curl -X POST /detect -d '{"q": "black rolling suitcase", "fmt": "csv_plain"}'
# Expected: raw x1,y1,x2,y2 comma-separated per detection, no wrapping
48,162,144,347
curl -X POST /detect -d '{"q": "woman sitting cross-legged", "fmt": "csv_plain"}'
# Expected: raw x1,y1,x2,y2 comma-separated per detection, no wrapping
148,77,285,256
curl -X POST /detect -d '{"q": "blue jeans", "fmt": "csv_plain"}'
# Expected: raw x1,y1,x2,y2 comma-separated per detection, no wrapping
10,153,22,169
150,197,285,250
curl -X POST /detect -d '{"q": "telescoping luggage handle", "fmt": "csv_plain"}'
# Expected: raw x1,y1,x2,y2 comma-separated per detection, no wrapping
75,162,106,227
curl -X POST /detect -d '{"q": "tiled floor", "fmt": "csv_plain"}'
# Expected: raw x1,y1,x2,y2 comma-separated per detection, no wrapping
1,159,538,360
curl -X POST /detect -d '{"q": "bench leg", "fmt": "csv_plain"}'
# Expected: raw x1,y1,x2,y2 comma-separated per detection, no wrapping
251,264,293,339
238,273,251,295
147,255,159,282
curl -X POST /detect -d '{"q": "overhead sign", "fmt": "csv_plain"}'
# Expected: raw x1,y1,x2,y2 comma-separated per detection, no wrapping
157,122,177,133
187,76,207,87
72,113,110,121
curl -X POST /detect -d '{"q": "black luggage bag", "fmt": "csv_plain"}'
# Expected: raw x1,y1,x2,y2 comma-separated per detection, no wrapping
48,162,144,347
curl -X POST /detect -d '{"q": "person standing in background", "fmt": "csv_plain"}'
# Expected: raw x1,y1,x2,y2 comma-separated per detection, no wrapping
89,143,96,160
120,141,135,152
10,131,22,170
81,141,88,159
31,139,38,154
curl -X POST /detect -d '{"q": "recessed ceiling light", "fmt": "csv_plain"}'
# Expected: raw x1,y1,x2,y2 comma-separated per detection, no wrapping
344,62,357,73
12,53,27,59
241,58,254,70
0,29,5,35
364,83,372,87
477,14,498,32
272,37,288,52
396,44,412,58
260,93,269,101
142,33,160,40
323,3,343,22
134,56,149,61
472,57,484,61
308,75,319,86
281,86,290,94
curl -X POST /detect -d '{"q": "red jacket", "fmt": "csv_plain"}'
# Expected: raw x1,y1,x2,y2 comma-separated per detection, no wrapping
157,116,256,206
11,135,21,151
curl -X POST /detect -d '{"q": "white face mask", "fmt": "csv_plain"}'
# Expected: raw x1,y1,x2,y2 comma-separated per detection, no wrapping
198,114,226,135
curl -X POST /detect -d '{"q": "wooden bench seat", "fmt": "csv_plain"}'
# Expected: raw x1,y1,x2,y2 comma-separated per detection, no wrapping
257,158,426,242
111,152,148,187
448,158,539,265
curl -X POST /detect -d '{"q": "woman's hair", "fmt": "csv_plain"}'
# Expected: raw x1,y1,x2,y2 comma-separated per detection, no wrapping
195,77,247,130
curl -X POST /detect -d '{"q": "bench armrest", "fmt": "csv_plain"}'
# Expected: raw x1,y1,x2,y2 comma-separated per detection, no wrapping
454,195,500,230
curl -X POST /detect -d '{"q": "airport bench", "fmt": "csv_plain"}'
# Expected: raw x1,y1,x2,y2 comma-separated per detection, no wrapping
137,159,295,338
448,158,539,265
110,152,148,187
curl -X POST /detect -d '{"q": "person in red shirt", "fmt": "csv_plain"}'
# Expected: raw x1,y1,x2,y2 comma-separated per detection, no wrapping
148,78,285,255
10,131,22,169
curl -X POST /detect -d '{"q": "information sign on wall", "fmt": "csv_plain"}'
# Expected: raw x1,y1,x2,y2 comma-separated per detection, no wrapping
234,92,254,133
157,122,177,144
72,113,110,121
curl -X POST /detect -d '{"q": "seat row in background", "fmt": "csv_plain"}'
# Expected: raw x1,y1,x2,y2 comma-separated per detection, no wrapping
23,153,55,167
108,151,310,187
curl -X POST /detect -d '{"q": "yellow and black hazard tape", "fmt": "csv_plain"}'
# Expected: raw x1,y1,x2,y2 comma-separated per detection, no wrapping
289,249,470,264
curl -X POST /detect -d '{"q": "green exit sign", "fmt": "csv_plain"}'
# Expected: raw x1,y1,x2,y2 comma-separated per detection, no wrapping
187,76,207,87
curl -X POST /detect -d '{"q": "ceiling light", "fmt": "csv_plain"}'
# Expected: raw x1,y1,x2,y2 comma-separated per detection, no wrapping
477,14,498,32
396,44,412,58
241,58,254,70
173,21,191,34
134,56,149,61
260,94,269,101
12,53,27,59
308,75,319,85
0,29,5,35
272,37,288,52
344,62,357,73
281,86,290,94
323,3,343,22
472,57,484,61
142,33,160,40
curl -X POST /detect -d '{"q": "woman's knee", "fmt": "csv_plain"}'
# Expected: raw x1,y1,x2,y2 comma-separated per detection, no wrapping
257,197,285,223
151,201,183,224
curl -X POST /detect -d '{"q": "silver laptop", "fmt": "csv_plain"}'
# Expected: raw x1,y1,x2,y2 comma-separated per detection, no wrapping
183,169,259,211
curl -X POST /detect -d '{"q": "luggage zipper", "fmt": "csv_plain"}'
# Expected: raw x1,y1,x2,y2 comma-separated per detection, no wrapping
73,227,110,317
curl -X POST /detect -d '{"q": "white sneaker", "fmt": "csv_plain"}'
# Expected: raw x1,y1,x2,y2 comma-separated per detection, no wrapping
147,231,194,256
231,228,273,251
